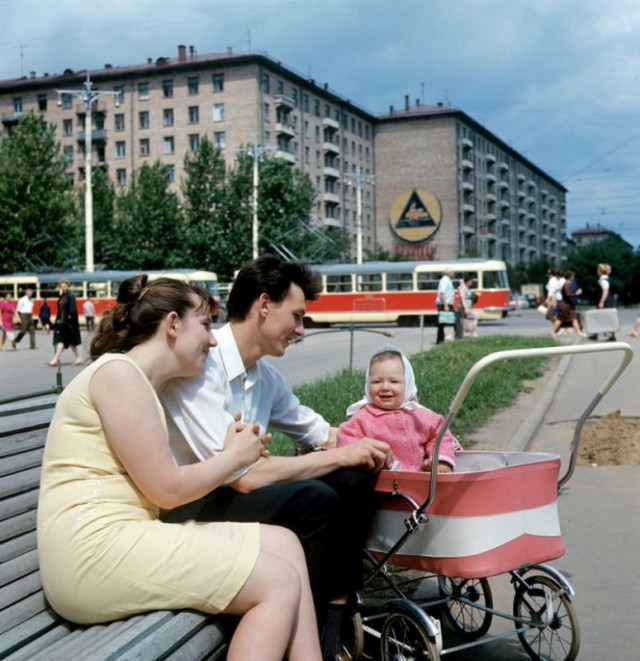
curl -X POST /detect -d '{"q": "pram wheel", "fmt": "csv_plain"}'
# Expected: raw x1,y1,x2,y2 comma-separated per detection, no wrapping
380,602,441,660
340,609,364,660
513,574,580,661
437,576,493,640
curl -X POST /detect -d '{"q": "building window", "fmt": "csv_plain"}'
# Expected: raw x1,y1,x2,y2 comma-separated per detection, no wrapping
163,108,174,127
314,99,320,117
261,72,270,93
61,93,72,109
189,134,200,151
162,79,174,98
188,105,199,124
138,82,150,100
263,103,270,123
277,80,285,95
304,120,310,138
188,76,199,95
302,93,309,112
139,111,150,129
139,138,150,157
116,168,127,187
114,113,125,132
115,141,126,159
63,145,74,162
212,73,225,92
166,164,176,182
37,94,47,111
63,119,73,137
113,85,125,105
212,103,225,121
213,131,226,148
163,136,175,154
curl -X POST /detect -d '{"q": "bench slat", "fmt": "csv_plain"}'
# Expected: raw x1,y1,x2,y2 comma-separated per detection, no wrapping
0,449,44,478
0,530,37,564
0,432,47,458
0,490,38,524
0,467,41,499
0,550,39,591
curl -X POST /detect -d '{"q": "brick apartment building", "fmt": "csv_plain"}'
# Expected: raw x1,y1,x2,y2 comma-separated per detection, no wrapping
0,45,567,265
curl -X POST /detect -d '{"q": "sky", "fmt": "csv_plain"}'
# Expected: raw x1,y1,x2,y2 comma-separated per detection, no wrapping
2,0,640,249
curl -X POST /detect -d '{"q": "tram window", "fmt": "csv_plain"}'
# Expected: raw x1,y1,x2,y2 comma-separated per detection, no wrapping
357,274,382,292
416,273,439,291
326,275,353,292
481,270,505,288
386,272,414,291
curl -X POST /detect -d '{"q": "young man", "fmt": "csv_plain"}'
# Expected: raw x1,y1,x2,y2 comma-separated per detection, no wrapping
15,288,36,350
160,255,391,660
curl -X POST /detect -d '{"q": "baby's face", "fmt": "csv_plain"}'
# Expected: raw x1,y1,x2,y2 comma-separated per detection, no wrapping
368,357,405,410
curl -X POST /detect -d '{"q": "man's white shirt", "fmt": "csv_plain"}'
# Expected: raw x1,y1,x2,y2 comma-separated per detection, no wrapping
159,323,330,478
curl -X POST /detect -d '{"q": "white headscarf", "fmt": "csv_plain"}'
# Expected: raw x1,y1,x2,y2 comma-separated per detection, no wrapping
346,344,424,416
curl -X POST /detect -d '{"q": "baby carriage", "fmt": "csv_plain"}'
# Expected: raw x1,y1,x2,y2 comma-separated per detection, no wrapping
344,342,632,661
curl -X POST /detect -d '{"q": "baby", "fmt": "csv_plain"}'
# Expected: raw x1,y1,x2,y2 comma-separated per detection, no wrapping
337,346,460,472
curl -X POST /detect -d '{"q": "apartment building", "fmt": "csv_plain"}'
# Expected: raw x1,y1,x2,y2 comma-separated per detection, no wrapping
0,45,566,265
375,99,568,265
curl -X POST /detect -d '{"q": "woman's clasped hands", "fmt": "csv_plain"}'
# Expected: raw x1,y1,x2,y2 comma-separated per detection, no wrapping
224,412,271,468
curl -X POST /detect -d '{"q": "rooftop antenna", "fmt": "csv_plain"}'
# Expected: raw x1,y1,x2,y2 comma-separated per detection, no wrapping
19,44,28,77
421,81,425,104
247,29,252,52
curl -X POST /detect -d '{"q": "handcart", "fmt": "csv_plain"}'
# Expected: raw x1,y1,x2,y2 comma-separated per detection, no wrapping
344,342,633,661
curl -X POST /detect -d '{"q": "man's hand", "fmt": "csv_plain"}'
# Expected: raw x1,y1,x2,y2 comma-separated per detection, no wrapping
335,437,393,472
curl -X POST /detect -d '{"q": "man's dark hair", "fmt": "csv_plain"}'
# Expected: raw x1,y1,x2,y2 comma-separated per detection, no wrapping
226,255,323,321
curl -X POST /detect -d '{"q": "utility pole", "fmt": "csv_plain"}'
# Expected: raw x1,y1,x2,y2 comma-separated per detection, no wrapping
344,166,375,264
236,138,274,259
56,73,120,272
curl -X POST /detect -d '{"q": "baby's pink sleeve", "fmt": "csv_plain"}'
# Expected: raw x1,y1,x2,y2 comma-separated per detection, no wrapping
421,410,460,469
337,413,366,447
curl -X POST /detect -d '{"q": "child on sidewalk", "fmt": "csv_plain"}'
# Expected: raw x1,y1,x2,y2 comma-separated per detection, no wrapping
337,346,461,472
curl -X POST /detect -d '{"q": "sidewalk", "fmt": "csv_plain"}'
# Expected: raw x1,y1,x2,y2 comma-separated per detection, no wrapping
470,339,640,659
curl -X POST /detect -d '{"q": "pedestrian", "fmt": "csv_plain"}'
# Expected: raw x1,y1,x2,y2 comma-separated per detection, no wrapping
459,273,478,338
631,316,640,339
38,274,321,660
39,298,52,334
436,268,462,344
83,298,96,331
15,288,37,349
550,271,586,338
0,292,18,351
338,346,461,472
47,280,84,367
588,263,617,342
159,254,392,660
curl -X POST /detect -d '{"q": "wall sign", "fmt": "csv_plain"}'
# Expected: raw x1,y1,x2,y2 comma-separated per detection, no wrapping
389,188,442,242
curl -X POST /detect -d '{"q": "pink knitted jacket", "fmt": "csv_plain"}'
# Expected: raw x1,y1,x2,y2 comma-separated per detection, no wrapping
337,404,459,471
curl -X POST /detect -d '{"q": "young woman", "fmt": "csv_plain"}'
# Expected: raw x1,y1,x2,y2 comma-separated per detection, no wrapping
37,274,321,661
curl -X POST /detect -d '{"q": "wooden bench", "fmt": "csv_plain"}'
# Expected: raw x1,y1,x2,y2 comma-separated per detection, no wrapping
0,395,234,660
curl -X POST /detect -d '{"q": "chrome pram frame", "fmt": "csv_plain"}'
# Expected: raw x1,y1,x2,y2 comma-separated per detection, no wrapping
344,342,633,661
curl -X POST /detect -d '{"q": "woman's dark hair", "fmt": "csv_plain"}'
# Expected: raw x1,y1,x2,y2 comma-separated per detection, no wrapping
90,275,212,359
226,254,322,321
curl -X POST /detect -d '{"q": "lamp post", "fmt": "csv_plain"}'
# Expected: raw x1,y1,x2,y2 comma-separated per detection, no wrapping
56,73,120,272
344,166,375,264
236,138,275,259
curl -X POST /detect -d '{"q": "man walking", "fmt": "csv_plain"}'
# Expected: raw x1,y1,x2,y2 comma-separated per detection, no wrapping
436,268,462,344
15,288,36,350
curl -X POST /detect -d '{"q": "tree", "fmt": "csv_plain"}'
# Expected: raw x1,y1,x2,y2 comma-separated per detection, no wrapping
181,137,226,271
0,112,77,272
111,162,184,269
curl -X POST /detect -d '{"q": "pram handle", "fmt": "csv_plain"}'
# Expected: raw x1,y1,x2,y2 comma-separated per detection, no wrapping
423,341,633,516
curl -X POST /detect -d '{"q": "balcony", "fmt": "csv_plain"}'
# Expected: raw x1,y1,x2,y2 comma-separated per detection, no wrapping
461,137,473,148
486,153,496,164
323,191,340,204
77,129,107,142
461,158,474,170
462,180,474,192
323,141,340,154
275,150,296,164
499,161,509,171
486,172,496,183
274,94,295,110
275,121,295,138
323,166,340,179
462,203,475,213
322,116,340,132
322,216,341,228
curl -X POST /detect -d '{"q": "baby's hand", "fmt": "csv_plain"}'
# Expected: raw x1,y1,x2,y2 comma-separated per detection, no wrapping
421,457,454,473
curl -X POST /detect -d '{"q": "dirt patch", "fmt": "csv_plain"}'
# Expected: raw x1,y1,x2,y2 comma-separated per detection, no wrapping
578,411,640,466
